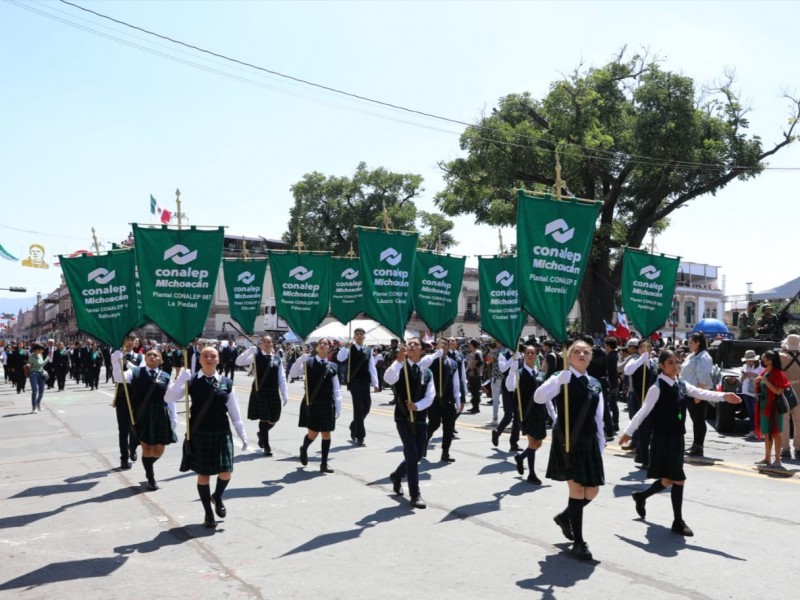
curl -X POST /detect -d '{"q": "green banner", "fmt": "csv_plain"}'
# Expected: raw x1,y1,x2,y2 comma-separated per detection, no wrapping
268,251,331,339
478,255,524,350
516,191,601,342
413,251,465,333
223,258,268,335
330,257,364,324
621,247,680,337
133,225,224,346
358,228,419,339
60,249,143,348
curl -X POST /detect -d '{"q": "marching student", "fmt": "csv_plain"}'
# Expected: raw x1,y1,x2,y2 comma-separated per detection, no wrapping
491,344,522,452
236,336,288,456
384,338,435,509
167,346,248,528
534,339,605,561
506,345,556,484
619,349,741,536
417,340,462,462
290,338,341,473
111,335,143,470
120,348,177,490
337,328,379,447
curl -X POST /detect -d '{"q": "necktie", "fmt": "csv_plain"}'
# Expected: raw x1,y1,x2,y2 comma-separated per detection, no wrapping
412,363,420,379
578,375,589,386
149,370,157,381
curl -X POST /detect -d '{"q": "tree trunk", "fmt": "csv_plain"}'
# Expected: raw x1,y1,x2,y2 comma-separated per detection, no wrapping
579,260,618,337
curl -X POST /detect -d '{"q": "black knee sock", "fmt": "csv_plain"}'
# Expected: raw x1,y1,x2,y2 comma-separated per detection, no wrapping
302,434,314,450
321,438,331,464
582,497,592,507
197,483,213,517
568,498,585,544
642,479,666,499
142,457,155,479
671,484,684,522
260,422,273,449
214,477,230,502
526,449,536,473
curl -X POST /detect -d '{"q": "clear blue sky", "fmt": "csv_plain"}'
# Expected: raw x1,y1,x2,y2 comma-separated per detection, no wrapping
1,0,798,312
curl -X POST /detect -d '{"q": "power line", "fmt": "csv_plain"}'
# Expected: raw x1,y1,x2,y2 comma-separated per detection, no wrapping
10,0,800,173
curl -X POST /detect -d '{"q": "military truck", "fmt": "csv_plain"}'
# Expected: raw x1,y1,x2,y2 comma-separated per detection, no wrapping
706,339,779,433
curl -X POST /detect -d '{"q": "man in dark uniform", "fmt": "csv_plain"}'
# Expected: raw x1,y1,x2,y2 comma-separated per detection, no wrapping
383,338,435,509
337,328,378,447
623,339,658,468
418,340,462,462
236,336,288,456
52,342,70,391
111,335,143,469
465,339,483,413
757,304,782,341
221,343,239,381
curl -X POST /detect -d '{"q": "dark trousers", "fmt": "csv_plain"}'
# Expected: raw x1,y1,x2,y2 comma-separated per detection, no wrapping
603,384,619,435
56,369,67,391
395,420,428,497
496,389,520,446
45,363,55,389
686,399,708,448
348,380,372,441
89,367,101,389
114,386,138,462
427,402,457,454
16,369,26,393
627,391,642,447
223,362,235,381
468,375,482,410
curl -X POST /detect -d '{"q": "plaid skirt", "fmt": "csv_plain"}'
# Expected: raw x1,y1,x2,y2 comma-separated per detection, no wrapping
647,433,686,481
521,402,547,440
136,401,178,446
546,432,605,487
189,430,234,475
248,388,282,422
298,399,336,432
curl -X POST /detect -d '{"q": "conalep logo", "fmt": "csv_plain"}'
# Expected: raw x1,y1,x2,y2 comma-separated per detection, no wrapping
379,248,402,266
342,268,359,280
163,244,198,265
639,265,661,280
87,268,116,284
289,266,314,281
496,271,514,287
544,219,575,244
237,271,256,284
428,265,448,279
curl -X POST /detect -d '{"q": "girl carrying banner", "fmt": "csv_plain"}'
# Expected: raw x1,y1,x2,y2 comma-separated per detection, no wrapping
534,339,605,561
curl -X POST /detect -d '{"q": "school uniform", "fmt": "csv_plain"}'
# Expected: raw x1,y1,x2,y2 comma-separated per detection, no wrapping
623,353,658,466
624,373,731,535
236,347,288,455
297,356,341,433
338,344,379,445
111,349,143,468
418,350,461,462
384,358,435,506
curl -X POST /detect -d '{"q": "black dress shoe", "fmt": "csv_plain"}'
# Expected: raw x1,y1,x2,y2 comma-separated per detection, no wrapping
671,520,694,536
147,478,159,491
410,495,427,509
299,445,308,466
509,443,522,452
211,494,227,518
514,454,525,475
553,511,574,541
120,461,131,470
491,429,500,447
686,445,704,457
468,408,480,414
389,472,404,496
441,454,455,463
130,449,137,462
526,474,542,485
570,541,593,561
203,515,217,529
264,448,273,457
320,463,334,474
632,491,646,518
357,439,365,447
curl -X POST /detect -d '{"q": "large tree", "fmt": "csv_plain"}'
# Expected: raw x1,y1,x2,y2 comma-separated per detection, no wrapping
436,50,799,334
283,162,455,255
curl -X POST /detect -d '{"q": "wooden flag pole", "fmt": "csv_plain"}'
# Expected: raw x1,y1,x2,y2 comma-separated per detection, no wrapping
562,345,570,453
183,349,190,440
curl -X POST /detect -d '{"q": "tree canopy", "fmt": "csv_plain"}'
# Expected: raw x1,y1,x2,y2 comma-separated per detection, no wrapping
436,50,799,334
283,162,455,255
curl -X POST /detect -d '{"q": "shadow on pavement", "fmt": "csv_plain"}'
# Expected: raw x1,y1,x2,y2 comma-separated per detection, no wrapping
279,498,410,557
113,525,213,554
9,481,98,499
0,556,129,591
615,522,747,560
516,548,597,595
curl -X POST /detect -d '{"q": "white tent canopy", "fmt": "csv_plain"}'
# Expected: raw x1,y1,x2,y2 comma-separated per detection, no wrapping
306,319,417,346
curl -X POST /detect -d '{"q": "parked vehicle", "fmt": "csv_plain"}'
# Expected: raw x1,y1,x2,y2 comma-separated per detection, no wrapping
706,339,778,432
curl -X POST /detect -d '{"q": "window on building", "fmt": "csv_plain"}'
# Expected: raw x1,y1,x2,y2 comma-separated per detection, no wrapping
703,305,718,319
684,301,696,327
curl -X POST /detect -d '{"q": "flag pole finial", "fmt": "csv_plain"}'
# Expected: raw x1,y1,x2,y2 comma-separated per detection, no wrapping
91,227,102,254
175,188,182,230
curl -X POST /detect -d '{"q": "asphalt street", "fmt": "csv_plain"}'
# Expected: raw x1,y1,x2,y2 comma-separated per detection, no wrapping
1,371,799,599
